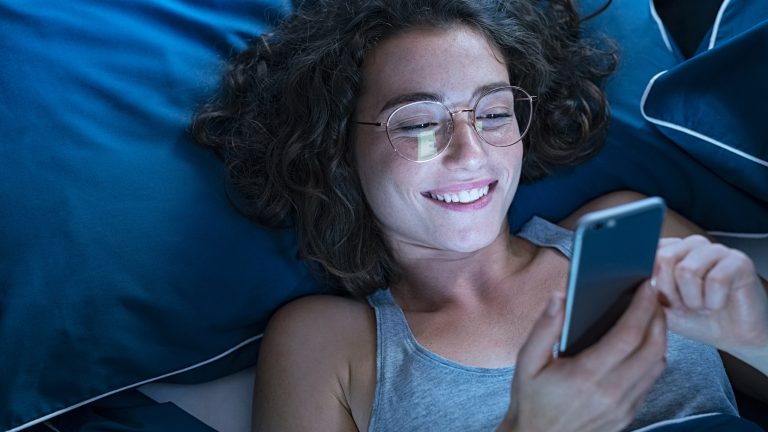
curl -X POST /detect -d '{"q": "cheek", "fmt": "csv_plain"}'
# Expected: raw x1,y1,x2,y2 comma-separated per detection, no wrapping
355,145,421,218
354,135,395,204
507,145,524,175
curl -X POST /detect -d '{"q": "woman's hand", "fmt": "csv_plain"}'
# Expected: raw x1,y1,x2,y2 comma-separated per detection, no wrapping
500,282,667,432
652,235,768,373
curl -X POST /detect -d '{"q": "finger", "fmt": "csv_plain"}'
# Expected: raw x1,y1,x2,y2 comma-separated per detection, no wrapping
654,243,685,309
674,244,727,310
704,268,731,310
606,307,667,387
654,235,709,309
654,236,681,305
584,309,666,429
615,308,667,379
657,237,682,248
703,249,754,310
621,356,667,424
517,294,565,377
580,282,659,370
614,312,667,420
681,244,731,309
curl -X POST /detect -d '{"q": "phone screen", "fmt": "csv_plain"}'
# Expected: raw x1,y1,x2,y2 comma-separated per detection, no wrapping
558,197,666,357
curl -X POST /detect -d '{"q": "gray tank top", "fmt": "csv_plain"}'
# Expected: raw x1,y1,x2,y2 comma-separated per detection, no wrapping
366,217,738,431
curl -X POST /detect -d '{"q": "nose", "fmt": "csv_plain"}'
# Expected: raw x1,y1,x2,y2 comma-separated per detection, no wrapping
441,109,487,169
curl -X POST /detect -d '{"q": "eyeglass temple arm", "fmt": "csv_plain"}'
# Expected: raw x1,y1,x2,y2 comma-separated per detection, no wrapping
353,93,536,126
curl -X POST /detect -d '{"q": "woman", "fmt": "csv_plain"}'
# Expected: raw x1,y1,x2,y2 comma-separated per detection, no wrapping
193,0,768,430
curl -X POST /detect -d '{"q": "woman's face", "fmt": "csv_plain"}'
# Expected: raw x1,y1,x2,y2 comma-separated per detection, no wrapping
354,26,523,256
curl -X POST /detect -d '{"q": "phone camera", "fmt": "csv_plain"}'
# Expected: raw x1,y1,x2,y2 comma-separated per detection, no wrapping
593,219,616,230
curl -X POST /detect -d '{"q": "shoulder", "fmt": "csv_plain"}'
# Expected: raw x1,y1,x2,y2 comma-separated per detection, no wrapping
262,294,375,363
557,190,706,237
267,294,373,332
558,191,649,230
254,294,376,431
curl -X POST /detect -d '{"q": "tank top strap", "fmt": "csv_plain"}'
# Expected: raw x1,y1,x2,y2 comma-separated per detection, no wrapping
366,289,414,381
516,216,574,259
367,288,411,341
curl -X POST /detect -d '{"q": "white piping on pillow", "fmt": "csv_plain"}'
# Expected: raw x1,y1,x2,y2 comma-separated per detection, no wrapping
709,231,768,239
630,412,721,432
709,0,732,49
648,0,674,53
640,71,768,169
8,333,264,432
43,422,62,432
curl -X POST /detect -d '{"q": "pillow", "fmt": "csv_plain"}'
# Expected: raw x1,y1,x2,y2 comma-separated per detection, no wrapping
0,1,323,431
642,413,762,432
509,0,768,234
641,20,768,202
3,1,765,430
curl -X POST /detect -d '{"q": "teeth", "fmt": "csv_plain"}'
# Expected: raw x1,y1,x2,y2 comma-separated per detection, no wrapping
429,185,490,204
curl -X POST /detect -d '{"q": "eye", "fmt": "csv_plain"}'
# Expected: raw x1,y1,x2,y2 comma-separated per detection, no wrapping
476,109,515,131
478,112,512,120
397,121,439,132
388,101,447,136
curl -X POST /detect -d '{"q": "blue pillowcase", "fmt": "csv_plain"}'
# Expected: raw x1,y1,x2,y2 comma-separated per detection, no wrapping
643,414,762,432
2,0,767,430
642,20,768,203
510,0,768,234
0,1,323,430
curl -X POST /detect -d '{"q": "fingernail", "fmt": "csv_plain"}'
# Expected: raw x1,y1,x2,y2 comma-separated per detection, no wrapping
657,291,671,307
547,295,561,316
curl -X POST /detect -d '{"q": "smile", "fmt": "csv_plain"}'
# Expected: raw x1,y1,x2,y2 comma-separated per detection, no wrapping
428,185,490,204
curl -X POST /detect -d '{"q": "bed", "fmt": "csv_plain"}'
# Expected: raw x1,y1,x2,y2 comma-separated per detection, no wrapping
1,0,766,431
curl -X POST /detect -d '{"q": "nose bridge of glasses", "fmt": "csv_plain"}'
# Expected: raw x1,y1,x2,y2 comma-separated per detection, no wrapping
448,107,484,139
445,107,489,158
446,107,474,131
448,107,475,122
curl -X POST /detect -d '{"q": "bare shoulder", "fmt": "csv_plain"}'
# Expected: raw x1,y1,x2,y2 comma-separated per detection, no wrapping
558,191,704,238
558,191,648,230
259,294,375,376
266,294,373,341
254,295,375,431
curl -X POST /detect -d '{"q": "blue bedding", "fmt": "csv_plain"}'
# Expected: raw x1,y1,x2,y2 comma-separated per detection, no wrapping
1,0,765,430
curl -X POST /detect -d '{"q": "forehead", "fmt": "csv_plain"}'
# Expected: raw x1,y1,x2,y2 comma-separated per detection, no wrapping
358,26,509,111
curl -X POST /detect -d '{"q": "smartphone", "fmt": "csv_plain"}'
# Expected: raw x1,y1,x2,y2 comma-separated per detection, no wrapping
558,196,666,357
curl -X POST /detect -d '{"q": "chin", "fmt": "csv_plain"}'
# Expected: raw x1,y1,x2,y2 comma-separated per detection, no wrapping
438,228,504,253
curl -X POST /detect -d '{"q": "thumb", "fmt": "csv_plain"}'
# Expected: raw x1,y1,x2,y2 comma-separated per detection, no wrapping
517,293,565,377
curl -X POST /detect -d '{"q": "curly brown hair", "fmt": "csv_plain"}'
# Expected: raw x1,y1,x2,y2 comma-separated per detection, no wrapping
192,0,617,298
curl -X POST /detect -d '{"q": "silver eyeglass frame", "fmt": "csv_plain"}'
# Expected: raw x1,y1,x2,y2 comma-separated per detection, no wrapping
354,85,537,162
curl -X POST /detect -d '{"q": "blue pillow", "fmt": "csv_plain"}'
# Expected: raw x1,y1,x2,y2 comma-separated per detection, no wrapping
0,1,322,431
641,20,768,202
510,0,768,234
3,1,766,430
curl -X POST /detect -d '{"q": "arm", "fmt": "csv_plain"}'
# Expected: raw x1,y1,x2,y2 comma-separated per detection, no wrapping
653,227,768,403
560,191,768,402
656,205,768,402
252,296,367,432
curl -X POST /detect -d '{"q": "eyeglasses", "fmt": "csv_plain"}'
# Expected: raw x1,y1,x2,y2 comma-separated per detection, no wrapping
354,86,536,162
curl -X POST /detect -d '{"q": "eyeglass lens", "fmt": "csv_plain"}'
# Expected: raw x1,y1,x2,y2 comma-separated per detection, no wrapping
386,87,532,162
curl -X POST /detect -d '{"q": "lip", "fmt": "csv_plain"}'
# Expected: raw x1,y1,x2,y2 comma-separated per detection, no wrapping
424,179,495,195
422,181,497,212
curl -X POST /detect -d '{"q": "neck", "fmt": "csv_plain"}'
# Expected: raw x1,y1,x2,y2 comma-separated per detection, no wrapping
389,228,536,312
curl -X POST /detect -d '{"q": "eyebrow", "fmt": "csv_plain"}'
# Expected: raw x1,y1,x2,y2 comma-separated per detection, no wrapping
378,81,510,115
